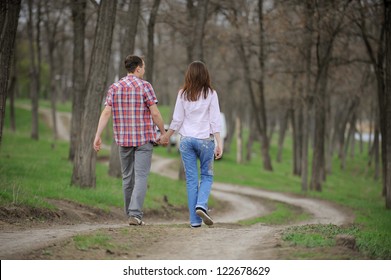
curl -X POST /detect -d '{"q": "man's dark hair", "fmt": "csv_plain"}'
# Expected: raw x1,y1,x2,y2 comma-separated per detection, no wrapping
124,55,143,73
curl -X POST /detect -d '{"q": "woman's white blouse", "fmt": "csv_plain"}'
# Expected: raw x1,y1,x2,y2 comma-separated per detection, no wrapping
169,89,221,139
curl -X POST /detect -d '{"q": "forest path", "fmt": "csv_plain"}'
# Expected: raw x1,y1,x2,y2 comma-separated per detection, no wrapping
0,106,354,259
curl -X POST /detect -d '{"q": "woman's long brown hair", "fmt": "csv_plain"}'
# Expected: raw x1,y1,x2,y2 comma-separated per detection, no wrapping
181,61,213,101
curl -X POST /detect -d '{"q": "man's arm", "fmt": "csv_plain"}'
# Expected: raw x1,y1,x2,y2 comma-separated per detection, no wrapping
149,104,166,136
93,106,112,152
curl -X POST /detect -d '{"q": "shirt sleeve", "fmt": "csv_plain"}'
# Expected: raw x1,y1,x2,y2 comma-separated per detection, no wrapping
169,92,185,131
209,91,221,134
104,86,114,107
143,82,158,107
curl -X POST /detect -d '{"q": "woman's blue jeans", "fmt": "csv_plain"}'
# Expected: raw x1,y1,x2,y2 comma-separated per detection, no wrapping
179,136,215,226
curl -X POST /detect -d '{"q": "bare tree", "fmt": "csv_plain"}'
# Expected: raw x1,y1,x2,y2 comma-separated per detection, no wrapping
186,0,209,62
145,0,161,84
8,46,17,132
69,0,87,161
310,0,350,191
301,0,314,192
71,0,118,188
27,0,40,140
0,0,21,146
108,0,141,178
225,0,273,171
257,0,273,171
356,1,386,193
43,0,65,140
384,0,391,208
177,0,210,180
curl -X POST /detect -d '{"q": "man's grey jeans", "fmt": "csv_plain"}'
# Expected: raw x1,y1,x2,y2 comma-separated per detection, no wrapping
119,142,153,219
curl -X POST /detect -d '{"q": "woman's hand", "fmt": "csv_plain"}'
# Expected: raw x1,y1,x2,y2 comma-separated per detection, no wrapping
215,144,223,160
158,133,170,146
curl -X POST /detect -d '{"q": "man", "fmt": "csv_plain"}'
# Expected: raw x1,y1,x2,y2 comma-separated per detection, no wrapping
93,55,166,226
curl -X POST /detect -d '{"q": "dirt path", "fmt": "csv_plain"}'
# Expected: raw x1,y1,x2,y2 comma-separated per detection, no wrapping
0,107,355,259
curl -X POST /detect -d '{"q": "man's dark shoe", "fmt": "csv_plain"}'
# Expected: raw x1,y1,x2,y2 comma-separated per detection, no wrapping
128,216,145,226
195,207,213,226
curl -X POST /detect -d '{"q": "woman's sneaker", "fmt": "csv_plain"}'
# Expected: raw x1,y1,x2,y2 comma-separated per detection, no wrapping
195,207,213,226
128,216,145,226
190,224,201,228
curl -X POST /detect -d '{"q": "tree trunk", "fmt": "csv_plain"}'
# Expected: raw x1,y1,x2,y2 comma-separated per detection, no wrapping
384,0,391,208
177,0,209,180
310,1,350,191
108,0,141,178
69,0,87,161
43,0,65,141
27,0,40,140
193,0,208,61
108,140,121,178
373,126,381,181
277,106,289,163
186,0,209,62
8,49,17,132
71,0,117,188
290,75,301,175
236,115,243,164
246,118,256,162
118,0,140,78
358,1,386,195
145,0,161,84
0,0,21,145
310,71,327,191
35,0,42,101
257,0,273,171
301,0,313,192
310,27,331,191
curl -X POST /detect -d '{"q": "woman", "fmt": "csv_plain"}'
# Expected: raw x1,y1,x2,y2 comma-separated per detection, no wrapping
159,61,223,228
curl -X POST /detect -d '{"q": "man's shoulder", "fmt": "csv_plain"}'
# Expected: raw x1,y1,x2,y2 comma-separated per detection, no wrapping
109,76,154,94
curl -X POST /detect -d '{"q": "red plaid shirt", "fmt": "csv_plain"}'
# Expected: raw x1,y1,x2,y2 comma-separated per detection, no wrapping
105,74,158,147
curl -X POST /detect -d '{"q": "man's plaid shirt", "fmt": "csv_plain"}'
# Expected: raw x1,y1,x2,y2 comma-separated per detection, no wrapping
105,74,158,147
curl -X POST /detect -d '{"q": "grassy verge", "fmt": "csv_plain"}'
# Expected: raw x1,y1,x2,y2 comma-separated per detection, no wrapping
239,202,311,226
2,100,391,259
152,116,391,259
0,107,189,214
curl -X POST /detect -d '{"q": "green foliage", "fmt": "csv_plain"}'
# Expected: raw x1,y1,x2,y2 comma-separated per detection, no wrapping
73,232,113,251
0,106,188,212
2,100,391,259
282,224,360,248
151,120,391,259
239,202,311,226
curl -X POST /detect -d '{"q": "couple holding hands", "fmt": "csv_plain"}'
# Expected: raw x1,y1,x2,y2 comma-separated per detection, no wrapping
94,55,223,228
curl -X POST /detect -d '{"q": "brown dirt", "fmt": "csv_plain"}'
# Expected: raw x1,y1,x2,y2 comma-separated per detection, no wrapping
0,175,360,260
0,107,363,260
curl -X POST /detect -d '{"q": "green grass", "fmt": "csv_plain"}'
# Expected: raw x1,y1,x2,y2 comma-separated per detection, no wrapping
2,99,391,259
73,232,113,251
151,115,391,259
239,202,311,226
282,224,360,248
15,98,73,113
0,106,189,213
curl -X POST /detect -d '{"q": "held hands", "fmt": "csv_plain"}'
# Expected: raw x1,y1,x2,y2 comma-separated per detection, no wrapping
157,132,170,146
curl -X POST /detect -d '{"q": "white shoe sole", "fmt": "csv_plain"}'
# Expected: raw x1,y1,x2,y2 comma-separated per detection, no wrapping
196,209,214,226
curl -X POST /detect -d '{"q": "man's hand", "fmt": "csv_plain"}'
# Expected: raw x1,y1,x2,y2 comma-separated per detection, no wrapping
158,133,170,146
93,136,102,152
